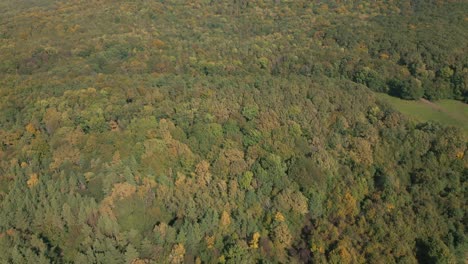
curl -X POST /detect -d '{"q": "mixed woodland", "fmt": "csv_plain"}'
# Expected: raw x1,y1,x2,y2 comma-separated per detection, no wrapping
0,0,467,263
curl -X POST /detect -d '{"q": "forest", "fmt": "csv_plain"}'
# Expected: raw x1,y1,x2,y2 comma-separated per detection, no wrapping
0,0,466,263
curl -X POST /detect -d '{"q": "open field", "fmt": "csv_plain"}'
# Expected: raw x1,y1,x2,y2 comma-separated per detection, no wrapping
376,93,468,135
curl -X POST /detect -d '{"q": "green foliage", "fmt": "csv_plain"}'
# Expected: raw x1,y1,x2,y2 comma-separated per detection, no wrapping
389,78,424,100
377,93,468,135
124,244,139,264
0,1,466,263
353,67,387,93
241,105,259,121
238,171,253,189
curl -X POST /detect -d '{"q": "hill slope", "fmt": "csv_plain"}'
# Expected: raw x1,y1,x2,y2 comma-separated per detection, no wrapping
0,0,467,263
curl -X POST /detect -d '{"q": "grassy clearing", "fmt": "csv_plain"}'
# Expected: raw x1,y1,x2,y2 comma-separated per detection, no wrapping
376,93,468,135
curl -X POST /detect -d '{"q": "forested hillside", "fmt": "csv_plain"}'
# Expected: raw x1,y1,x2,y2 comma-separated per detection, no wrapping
0,0,467,263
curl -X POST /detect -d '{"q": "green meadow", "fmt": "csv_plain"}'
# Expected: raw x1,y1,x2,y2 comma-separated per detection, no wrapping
376,93,468,135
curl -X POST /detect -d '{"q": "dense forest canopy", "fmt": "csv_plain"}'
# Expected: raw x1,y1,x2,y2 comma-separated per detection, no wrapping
0,0,467,263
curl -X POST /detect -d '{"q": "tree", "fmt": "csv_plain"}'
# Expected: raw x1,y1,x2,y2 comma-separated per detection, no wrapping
353,67,387,93
249,232,260,249
220,211,231,228
272,222,293,250
241,105,259,121
388,77,424,100
195,160,211,186
27,173,39,188
43,108,61,134
124,244,139,264
169,244,186,264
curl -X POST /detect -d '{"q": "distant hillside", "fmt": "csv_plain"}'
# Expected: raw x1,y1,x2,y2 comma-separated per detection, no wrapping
0,0,467,101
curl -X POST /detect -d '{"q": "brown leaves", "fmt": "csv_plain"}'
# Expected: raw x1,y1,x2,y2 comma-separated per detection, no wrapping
257,110,280,133
195,160,211,186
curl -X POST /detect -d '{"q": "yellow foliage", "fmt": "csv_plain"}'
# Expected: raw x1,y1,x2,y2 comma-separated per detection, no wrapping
249,232,260,249
386,203,395,212
339,246,352,263
169,243,185,264
343,192,357,216
350,138,373,166
27,173,39,188
195,160,211,186
273,222,293,248
99,182,137,219
455,151,464,159
110,182,137,200
379,53,390,60
205,235,215,249
84,172,94,182
25,123,36,134
220,211,231,227
153,222,168,237
311,243,325,254
275,212,285,222
85,87,97,94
